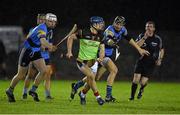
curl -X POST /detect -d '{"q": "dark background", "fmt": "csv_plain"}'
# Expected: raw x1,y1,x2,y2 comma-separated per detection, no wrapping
0,0,179,81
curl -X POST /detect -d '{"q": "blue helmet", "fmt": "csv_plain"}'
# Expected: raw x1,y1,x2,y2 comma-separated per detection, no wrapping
90,16,104,25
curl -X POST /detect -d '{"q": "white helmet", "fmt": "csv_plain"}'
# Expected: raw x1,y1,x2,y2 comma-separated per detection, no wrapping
46,13,57,21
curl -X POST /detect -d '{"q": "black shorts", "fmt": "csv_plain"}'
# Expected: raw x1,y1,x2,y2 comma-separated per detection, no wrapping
134,59,155,77
19,48,42,67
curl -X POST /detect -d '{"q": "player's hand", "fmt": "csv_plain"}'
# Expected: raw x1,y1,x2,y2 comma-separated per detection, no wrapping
156,59,162,66
107,39,115,46
97,58,103,65
66,52,73,59
50,45,57,52
143,30,150,40
41,45,46,51
138,48,150,56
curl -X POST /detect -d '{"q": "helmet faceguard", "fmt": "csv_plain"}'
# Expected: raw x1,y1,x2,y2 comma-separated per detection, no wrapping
90,16,105,31
113,16,125,26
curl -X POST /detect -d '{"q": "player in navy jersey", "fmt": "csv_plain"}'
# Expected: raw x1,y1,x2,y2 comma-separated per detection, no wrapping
129,21,164,101
5,13,57,102
22,13,55,100
70,16,150,102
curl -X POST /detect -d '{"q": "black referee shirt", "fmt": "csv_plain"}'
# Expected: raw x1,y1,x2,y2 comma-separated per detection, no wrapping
136,33,163,61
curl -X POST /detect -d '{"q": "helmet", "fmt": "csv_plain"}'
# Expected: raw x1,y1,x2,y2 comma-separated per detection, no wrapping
46,13,57,21
90,16,104,25
114,16,125,25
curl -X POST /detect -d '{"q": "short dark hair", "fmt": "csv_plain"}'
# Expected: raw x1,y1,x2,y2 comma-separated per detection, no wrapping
146,21,155,28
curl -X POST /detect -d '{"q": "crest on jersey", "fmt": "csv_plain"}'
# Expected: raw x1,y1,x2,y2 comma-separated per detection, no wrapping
151,42,158,47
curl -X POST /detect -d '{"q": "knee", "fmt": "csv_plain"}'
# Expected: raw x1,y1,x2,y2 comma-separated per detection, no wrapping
16,72,26,80
40,68,48,76
133,78,140,84
88,73,96,81
111,66,118,75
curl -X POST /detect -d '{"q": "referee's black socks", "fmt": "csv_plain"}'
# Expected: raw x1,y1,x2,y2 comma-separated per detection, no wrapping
130,82,138,99
139,84,147,93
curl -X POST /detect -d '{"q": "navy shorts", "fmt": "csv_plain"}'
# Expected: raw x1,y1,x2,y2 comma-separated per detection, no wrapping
19,48,42,67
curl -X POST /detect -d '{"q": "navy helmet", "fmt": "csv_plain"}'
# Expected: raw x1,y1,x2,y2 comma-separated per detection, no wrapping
113,16,125,25
90,16,104,25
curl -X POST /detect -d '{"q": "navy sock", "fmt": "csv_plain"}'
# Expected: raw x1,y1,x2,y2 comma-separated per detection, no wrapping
7,87,14,94
30,85,38,92
45,90,50,97
23,88,28,94
74,80,85,90
106,85,112,98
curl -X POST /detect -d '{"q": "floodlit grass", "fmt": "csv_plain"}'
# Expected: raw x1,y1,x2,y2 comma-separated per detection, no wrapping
0,80,180,114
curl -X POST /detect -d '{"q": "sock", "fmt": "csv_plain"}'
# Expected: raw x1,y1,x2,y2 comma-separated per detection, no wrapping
30,85,38,92
106,85,112,98
45,90,50,97
139,84,147,93
82,89,88,94
23,88,28,94
7,86,14,94
131,82,138,99
74,80,85,90
94,91,101,99
80,90,86,98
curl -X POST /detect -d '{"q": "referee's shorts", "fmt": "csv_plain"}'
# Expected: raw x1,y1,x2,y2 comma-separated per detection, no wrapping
134,59,156,77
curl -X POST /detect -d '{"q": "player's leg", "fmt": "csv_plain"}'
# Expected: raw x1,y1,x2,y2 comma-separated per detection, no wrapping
70,76,87,100
78,82,90,105
70,61,98,100
137,76,148,99
29,57,48,102
22,63,38,99
95,66,106,81
77,61,104,105
137,63,154,99
6,48,30,102
129,73,141,100
44,63,53,99
98,57,118,102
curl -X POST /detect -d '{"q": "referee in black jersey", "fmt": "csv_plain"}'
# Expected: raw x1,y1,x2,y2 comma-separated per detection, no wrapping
129,21,165,100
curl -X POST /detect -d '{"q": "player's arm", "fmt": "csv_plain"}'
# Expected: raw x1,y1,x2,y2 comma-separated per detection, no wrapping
123,32,150,56
156,48,164,66
103,29,117,47
66,26,79,59
136,31,149,47
156,38,165,66
38,30,56,51
98,43,105,63
129,39,150,56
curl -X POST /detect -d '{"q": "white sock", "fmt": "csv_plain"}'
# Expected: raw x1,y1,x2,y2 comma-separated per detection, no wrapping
96,95,101,99
80,91,86,98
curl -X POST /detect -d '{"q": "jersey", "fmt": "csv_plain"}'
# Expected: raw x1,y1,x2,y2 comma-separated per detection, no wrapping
103,25,129,57
40,29,53,59
136,33,163,62
76,29,103,61
24,23,48,52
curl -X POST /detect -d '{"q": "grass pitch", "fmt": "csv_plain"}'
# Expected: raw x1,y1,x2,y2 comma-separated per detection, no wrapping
0,80,179,114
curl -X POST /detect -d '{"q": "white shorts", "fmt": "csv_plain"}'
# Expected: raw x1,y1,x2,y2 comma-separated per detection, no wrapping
91,61,98,74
